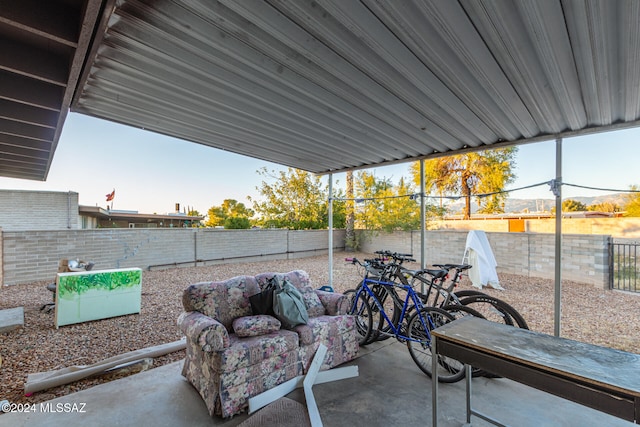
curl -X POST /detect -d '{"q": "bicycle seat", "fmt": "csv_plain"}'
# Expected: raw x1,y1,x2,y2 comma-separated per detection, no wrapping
434,263,472,271
417,268,448,279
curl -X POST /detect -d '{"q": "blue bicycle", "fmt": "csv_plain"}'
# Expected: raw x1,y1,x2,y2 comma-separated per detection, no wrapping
346,257,466,383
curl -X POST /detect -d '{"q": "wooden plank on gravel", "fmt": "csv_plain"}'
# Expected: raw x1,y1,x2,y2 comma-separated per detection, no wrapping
0,307,23,333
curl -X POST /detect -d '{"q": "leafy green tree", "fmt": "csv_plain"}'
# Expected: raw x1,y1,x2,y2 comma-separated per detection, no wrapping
587,202,620,213
206,199,253,227
411,148,517,219
354,172,421,231
224,216,251,229
561,199,587,212
354,171,392,230
623,185,640,217
325,186,347,229
185,209,203,227
379,177,421,231
345,171,357,250
249,167,344,229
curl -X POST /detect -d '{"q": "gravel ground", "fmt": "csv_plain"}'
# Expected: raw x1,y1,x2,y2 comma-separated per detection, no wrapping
1,252,639,406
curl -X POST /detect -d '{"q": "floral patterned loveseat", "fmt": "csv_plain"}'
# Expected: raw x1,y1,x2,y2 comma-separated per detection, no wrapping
177,270,358,418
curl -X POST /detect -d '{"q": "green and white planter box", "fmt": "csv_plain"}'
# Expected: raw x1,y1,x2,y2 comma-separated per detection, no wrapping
55,268,142,328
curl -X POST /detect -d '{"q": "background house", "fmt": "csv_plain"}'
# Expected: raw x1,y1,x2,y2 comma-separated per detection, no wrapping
79,206,203,228
0,189,202,231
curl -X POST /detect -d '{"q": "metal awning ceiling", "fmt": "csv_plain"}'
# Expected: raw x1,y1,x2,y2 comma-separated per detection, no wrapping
1,0,640,180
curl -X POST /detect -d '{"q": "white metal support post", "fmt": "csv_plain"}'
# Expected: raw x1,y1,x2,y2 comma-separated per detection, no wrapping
420,160,426,268
328,174,333,289
554,137,563,337
420,159,426,293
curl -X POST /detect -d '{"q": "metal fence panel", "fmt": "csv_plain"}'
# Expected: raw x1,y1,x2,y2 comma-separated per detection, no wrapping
610,241,640,292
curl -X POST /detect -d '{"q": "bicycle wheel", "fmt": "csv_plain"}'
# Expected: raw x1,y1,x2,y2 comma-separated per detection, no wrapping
355,282,384,343
345,289,374,346
406,307,465,383
441,304,485,321
451,289,488,299
456,293,529,330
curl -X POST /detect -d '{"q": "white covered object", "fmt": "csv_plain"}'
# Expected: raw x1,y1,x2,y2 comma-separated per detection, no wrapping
463,230,503,290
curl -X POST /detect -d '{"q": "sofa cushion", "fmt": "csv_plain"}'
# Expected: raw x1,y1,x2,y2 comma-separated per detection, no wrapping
219,356,302,417
220,350,301,390
233,315,281,337
211,330,300,373
293,315,356,346
298,332,359,373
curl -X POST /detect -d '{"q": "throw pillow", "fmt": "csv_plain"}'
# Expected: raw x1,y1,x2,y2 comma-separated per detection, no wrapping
232,315,281,337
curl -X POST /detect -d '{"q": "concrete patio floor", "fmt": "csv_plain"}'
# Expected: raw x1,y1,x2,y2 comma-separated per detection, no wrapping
0,340,634,427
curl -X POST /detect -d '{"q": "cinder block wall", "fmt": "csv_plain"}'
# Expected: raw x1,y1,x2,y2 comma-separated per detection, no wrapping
0,227,610,287
429,217,640,238
1,228,346,285
358,230,610,288
525,217,640,237
429,219,509,232
0,190,79,231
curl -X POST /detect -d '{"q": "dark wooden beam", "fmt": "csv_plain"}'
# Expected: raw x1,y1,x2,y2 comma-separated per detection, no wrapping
0,117,56,141
0,0,82,47
0,37,70,86
0,99,58,128
0,69,63,111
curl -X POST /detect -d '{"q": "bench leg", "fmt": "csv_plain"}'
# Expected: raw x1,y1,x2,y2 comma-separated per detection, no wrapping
465,364,472,425
432,335,438,427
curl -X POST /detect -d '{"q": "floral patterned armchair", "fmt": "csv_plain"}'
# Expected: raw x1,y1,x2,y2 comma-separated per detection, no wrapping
177,270,358,418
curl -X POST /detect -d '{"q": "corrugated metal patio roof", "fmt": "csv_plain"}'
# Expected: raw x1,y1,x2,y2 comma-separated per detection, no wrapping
1,0,639,180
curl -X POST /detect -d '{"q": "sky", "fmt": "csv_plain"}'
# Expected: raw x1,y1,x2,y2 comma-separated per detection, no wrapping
0,112,638,215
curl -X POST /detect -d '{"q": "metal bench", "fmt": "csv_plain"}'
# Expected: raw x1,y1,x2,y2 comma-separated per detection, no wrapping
431,317,640,426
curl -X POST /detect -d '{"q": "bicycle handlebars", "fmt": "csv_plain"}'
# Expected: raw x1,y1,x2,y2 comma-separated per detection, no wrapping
374,250,416,263
347,253,471,274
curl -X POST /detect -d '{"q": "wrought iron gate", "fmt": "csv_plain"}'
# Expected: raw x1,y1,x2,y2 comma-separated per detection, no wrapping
609,241,640,292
